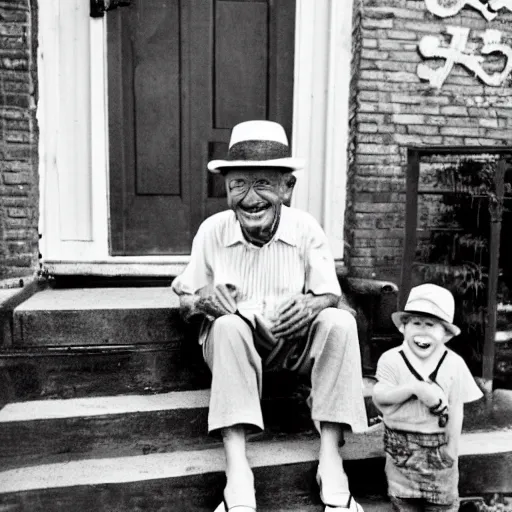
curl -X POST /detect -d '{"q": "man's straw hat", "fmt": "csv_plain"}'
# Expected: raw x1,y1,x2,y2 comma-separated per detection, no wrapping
207,120,305,174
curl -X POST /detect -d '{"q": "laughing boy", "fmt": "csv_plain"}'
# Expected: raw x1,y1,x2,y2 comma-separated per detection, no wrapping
373,284,483,512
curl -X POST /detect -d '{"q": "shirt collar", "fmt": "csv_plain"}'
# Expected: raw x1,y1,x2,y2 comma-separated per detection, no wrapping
224,206,298,247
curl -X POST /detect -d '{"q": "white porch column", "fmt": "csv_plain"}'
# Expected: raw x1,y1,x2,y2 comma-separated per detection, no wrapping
291,0,353,260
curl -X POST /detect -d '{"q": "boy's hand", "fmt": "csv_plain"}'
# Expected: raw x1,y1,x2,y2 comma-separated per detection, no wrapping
413,381,449,411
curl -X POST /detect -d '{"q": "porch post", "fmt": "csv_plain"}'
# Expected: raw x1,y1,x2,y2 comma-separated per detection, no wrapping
482,158,506,398
291,0,353,261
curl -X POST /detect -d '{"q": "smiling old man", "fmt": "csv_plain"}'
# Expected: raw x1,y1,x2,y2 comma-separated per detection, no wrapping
171,121,368,512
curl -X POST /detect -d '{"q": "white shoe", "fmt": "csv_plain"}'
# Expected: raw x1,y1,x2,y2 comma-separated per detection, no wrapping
214,503,255,512
317,473,364,511
324,497,364,512
213,492,256,512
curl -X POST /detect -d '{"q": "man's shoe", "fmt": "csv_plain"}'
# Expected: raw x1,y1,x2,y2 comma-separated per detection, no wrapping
213,491,256,512
316,472,364,511
213,499,256,512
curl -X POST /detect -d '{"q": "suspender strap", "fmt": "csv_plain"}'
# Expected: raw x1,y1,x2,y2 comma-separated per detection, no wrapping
429,350,448,382
398,350,424,381
398,348,450,428
398,349,448,384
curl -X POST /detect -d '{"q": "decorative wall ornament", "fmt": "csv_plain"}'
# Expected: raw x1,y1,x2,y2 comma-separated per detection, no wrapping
417,26,512,88
425,0,512,21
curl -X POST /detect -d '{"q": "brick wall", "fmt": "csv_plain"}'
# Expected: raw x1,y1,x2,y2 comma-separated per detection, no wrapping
0,0,39,279
347,0,512,283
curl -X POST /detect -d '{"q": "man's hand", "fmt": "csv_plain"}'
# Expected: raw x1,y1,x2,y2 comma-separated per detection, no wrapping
270,293,337,340
195,284,238,319
413,381,449,411
270,293,314,340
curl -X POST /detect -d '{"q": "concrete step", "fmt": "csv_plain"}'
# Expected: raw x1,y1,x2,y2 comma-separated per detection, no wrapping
12,288,184,347
0,378,380,469
0,342,210,405
0,439,387,511
0,430,511,511
0,390,315,469
0,496,394,512
0,287,213,405
2,384,512,482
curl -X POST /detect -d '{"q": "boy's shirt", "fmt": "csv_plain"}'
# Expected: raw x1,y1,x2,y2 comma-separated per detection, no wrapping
375,343,483,433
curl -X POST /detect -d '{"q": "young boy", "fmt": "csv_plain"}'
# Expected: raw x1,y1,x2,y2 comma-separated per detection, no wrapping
373,283,483,512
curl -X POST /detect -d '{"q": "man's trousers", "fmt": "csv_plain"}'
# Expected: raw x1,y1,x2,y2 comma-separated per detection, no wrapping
202,308,368,434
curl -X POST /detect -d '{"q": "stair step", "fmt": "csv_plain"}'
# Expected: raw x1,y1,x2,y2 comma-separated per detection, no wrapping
0,437,388,511
12,288,184,346
0,343,209,404
0,390,322,469
2,383,511,469
0,500,395,512
0,431,511,511
0,378,380,467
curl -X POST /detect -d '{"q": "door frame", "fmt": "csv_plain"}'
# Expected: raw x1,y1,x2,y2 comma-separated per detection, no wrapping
38,0,353,276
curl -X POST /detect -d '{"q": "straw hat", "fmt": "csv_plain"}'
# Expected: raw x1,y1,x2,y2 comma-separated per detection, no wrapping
392,283,461,336
207,120,305,174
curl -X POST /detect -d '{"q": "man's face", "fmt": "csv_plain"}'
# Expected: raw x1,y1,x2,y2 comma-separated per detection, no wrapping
224,167,288,244
402,315,451,360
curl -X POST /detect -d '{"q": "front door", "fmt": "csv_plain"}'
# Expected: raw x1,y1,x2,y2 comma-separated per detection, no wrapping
107,0,296,255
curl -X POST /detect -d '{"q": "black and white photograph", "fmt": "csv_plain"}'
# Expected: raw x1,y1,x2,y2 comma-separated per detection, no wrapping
0,0,512,510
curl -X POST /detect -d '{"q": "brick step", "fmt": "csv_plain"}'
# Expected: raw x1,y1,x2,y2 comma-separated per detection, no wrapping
0,432,511,512
0,381,381,470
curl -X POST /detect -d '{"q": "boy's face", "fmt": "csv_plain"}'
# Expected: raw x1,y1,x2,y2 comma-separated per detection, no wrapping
402,315,452,360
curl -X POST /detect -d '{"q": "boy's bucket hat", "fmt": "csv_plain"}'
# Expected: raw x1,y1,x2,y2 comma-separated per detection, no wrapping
207,120,305,173
392,283,461,336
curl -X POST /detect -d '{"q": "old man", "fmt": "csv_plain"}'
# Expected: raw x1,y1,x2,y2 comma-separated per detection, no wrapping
171,120,367,512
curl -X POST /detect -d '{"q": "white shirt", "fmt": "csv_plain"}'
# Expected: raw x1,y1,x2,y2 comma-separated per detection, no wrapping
376,343,483,433
172,206,341,325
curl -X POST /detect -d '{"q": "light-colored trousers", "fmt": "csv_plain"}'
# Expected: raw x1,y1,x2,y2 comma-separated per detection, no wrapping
203,307,368,434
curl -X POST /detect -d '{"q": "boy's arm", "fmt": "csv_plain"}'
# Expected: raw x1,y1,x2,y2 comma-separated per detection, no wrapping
373,352,450,409
444,360,468,457
444,397,463,458
372,380,418,407
373,352,419,407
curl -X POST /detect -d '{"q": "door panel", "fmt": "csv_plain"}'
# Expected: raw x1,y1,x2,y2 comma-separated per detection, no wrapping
135,2,181,195
108,0,296,255
108,0,190,254
215,1,268,127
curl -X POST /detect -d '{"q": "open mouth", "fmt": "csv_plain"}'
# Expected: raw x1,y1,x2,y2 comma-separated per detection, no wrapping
239,205,270,218
413,337,432,350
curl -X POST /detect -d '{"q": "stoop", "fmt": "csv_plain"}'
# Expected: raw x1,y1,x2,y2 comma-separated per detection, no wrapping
0,287,511,511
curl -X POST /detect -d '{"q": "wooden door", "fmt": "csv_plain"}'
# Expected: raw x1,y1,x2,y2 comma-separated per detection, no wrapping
107,0,296,255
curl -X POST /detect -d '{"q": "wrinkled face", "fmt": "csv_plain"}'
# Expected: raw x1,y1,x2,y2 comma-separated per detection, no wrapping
402,315,451,360
223,167,289,245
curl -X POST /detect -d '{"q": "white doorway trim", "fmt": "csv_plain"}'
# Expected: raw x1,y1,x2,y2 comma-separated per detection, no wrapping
38,0,352,275
291,0,353,261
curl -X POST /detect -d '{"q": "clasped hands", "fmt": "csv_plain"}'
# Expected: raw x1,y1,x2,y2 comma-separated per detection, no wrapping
195,284,319,340
412,380,449,423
